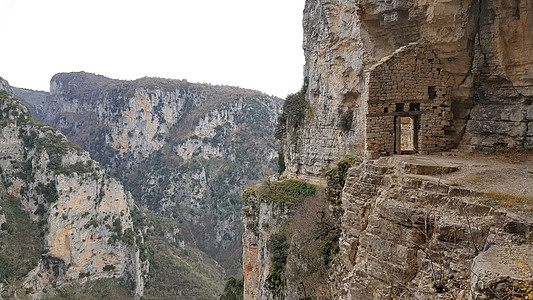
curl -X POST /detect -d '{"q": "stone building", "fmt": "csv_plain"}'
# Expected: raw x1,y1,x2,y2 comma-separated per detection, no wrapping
364,42,456,157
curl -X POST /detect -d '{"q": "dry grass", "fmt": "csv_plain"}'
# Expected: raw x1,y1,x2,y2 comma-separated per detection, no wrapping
481,191,533,210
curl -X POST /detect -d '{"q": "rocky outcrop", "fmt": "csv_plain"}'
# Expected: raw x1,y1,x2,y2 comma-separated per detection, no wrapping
337,156,533,299
26,72,283,275
242,194,288,300
242,179,342,299
244,155,533,299
0,81,144,299
0,77,13,96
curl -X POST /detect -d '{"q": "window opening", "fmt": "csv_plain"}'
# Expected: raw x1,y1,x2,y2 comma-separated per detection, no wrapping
396,103,404,112
428,86,437,100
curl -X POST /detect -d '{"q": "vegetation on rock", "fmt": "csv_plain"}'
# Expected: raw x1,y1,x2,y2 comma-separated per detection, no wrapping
1,82,142,298
339,109,354,132
325,154,360,203
275,80,309,140
131,209,225,299
219,276,244,300
0,192,45,286
265,232,289,295
243,179,317,207
242,177,340,299
39,278,134,300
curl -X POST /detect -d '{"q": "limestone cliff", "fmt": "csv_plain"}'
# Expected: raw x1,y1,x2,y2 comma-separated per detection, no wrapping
0,79,145,299
23,72,283,275
336,156,533,299
280,0,533,179
242,179,340,299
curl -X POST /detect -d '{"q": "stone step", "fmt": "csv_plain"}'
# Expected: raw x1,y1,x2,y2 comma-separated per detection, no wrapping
345,182,380,198
395,159,459,175
360,171,385,185
363,163,392,175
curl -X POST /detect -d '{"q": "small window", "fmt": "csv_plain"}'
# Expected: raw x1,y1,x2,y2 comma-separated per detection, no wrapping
428,86,437,100
409,103,420,111
384,107,388,113
396,103,404,112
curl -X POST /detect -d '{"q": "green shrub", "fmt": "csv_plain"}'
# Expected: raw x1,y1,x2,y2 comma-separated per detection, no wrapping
112,218,123,237
277,148,286,174
0,195,44,284
247,179,318,206
103,264,116,272
58,161,94,176
275,81,308,140
339,109,354,132
36,182,59,203
122,228,136,245
219,276,244,300
265,232,288,294
325,154,359,185
34,203,47,216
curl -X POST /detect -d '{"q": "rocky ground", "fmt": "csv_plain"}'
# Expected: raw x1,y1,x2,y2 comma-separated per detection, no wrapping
394,152,533,198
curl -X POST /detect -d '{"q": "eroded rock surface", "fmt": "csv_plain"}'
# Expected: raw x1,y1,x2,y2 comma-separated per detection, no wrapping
337,156,532,299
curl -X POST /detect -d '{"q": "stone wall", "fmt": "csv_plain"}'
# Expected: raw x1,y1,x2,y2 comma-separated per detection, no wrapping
365,43,455,156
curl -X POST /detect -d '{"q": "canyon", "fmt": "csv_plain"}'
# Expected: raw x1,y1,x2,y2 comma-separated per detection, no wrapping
2,0,533,298
8,72,283,298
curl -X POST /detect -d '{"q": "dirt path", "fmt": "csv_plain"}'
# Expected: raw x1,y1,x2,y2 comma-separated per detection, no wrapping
393,153,533,197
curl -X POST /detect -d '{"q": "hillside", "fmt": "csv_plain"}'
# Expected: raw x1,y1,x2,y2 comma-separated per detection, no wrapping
0,78,144,299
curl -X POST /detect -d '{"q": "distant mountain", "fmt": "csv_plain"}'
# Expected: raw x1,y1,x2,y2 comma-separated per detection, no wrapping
20,71,283,277
12,87,49,120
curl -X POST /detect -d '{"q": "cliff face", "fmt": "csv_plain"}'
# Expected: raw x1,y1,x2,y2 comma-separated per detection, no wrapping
0,79,144,299
28,72,283,274
282,0,533,179
11,87,49,121
244,0,533,299
242,194,288,300
465,0,533,149
337,156,533,299
244,155,533,299
242,179,340,299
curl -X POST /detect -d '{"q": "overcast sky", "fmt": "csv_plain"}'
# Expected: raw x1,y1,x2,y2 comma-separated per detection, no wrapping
0,0,305,98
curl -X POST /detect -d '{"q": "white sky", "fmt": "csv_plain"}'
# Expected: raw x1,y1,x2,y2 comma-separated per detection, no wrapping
0,0,305,98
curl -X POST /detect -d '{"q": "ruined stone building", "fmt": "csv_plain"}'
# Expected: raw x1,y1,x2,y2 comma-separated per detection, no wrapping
364,42,455,157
